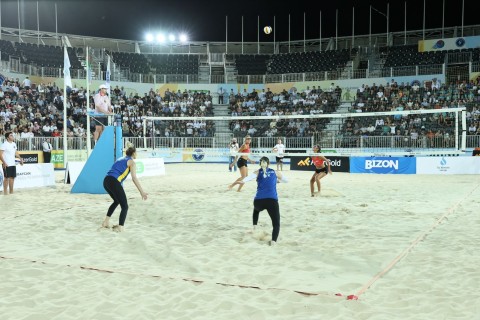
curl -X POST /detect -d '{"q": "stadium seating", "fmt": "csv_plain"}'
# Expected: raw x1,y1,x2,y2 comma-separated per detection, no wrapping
266,49,352,74
109,51,150,74
382,44,446,68
149,54,199,75
14,43,82,69
228,54,270,75
0,39,16,61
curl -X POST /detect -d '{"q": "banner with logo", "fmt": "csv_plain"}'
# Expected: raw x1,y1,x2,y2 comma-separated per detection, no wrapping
18,152,41,164
127,158,166,178
350,157,416,174
416,157,480,174
12,163,55,190
290,156,350,172
51,150,64,168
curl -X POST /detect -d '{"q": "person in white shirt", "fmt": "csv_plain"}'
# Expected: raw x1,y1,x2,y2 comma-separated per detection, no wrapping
21,76,31,89
272,138,286,171
0,131,24,195
42,138,53,163
229,138,239,172
93,84,113,143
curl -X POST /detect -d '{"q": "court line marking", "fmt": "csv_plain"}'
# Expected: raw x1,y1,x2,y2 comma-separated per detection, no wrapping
0,254,343,300
356,182,480,298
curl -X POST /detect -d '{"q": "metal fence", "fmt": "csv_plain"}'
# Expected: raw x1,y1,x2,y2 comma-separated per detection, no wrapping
5,135,479,153
0,54,446,85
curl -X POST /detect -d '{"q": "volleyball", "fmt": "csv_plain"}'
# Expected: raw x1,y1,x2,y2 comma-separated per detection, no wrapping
264,26,272,34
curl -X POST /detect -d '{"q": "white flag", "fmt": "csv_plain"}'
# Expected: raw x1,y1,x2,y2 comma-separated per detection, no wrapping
63,47,72,88
106,54,111,93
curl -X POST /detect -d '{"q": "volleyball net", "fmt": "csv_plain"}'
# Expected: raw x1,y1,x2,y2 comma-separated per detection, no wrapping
134,107,467,159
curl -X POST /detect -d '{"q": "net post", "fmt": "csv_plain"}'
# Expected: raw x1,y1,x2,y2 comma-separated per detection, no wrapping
461,110,467,152
143,118,147,149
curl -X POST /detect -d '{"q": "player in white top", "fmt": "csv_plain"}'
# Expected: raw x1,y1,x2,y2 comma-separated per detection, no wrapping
272,138,286,171
229,138,239,172
0,131,24,195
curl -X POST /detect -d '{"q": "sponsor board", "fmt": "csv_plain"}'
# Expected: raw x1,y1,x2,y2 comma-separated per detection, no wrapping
290,156,350,172
350,157,416,174
14,163,55,189
416,157,480,174
127,158,166,178
66,158,166,185
18,152,40,164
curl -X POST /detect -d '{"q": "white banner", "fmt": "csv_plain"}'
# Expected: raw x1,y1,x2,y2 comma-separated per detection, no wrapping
66,158,165,185
1,163,56,190
127,158,165,179
417,157,480,174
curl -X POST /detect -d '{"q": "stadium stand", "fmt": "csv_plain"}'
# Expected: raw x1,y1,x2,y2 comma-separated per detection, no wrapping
267,49,353,74
149,54,199,75
229,54,270,75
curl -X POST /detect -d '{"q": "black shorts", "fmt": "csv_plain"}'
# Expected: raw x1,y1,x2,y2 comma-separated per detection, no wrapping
315,166,329,174
276,156,284,163
237,157,248,168
3,166,17,178
95,116,108,126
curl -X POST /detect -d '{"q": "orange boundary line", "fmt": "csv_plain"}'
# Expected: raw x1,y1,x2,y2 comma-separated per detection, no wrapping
356,182,480,298
0,254,343,300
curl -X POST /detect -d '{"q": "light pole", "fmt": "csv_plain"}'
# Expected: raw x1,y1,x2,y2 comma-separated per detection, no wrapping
369,4,389,47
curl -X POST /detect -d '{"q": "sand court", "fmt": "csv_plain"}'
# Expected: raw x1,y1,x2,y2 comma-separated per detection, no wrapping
1,163,480,319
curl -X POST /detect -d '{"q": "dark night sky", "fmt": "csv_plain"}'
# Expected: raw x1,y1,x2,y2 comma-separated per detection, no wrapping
0,0,477,43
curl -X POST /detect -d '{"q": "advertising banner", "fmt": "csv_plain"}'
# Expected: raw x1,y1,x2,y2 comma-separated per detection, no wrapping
127,158,166,178
51,150,64,168
18,152,41,164
416,157,480,174
13,163,55,189
350,157,416,174
290,156,350,172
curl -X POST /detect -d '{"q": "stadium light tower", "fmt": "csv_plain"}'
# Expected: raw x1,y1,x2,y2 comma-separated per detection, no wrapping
146,33,154,42
179,33,188,43
168,34,176,42
157,33,166,43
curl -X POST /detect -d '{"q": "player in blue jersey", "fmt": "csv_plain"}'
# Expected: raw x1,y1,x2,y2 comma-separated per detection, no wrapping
101,146,148,232
230,156,288,246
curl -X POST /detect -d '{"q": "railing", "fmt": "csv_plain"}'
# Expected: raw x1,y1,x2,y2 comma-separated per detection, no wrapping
5,135,480,153
0,54,448,84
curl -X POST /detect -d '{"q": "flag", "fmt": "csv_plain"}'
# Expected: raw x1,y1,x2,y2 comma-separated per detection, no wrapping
106,54,111,93
63,47,72,88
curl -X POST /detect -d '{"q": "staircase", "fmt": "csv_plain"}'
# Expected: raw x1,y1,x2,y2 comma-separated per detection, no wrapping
213,103,233,145
324,102,351,136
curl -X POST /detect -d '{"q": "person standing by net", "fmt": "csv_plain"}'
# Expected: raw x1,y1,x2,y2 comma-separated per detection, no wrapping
93,84,113,144
229,135,255,192
272,138,286,171
310,145,332,197
229,137,239,172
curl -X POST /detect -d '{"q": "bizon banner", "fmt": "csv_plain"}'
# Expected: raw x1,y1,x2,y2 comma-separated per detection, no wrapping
290,156,350,172
350,157,416,174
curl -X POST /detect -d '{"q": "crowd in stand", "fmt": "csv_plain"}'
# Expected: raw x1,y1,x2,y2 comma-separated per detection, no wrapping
228,84,342,138
0,78,215,144
1,74,480,150
345,78,480,142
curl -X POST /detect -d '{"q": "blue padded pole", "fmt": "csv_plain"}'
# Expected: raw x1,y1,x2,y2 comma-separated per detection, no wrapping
114,114,123,160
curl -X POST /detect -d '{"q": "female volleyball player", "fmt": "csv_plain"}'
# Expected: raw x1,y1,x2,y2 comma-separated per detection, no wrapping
229,135,255,192
310,145,332,197
101,145,148,232
230,156,287,246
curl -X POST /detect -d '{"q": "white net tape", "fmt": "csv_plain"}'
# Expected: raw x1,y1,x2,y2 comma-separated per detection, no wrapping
137,107,466,158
